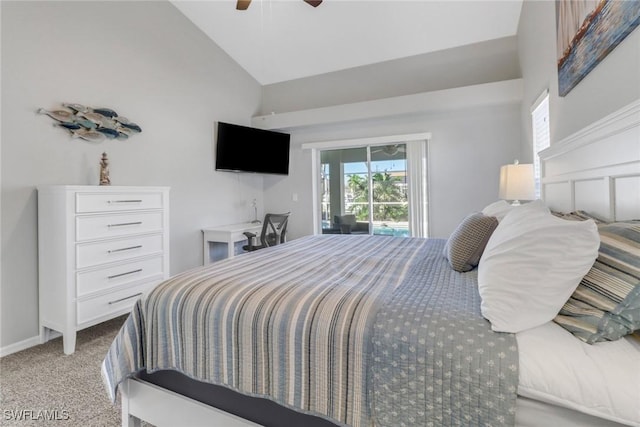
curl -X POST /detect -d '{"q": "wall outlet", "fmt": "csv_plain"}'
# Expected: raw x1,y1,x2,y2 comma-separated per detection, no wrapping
292,193,298,202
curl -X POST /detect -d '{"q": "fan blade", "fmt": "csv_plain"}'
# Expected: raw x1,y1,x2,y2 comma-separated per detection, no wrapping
304,0,322,7
237,0,251,10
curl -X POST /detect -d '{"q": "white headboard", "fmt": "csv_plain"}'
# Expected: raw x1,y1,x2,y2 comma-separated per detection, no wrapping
540,100,640,221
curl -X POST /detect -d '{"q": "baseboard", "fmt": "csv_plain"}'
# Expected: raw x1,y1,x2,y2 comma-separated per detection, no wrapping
0,336,41,357
0,331,62,358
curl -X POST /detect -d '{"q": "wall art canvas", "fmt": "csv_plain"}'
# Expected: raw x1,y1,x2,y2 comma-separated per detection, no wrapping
556,0,640,97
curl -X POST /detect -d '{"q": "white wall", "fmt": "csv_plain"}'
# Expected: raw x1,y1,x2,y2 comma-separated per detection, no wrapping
517,0,640,154
0,1,262,349
264,104,522,239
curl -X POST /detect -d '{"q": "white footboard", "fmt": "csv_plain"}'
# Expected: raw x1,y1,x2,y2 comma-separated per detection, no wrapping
121,378,261,427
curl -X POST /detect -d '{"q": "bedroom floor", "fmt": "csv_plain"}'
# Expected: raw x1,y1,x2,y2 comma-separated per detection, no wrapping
0,316,149,426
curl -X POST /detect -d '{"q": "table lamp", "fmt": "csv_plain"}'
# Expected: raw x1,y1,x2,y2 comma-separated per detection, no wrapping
499,160,535,205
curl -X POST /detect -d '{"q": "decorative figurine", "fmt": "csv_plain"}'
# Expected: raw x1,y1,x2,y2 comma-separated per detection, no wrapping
99,152,111,186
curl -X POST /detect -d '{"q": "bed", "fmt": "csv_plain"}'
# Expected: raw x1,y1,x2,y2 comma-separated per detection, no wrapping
102,99,640,427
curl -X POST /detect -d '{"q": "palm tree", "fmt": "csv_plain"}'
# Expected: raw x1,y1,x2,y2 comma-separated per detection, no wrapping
346,173,369,219
371,172,407,222
345,171,407,223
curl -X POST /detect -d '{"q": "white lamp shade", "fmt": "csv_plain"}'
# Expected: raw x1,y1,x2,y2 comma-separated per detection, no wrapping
499,163,535,202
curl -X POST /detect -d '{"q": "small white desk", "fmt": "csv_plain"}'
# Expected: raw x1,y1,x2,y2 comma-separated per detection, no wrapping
202,222,262,265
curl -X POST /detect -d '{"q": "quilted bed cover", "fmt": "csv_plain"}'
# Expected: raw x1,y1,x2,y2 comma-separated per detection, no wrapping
102,235,518,426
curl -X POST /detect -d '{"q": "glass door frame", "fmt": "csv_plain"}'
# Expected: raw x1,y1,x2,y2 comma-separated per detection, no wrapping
303,132,432,237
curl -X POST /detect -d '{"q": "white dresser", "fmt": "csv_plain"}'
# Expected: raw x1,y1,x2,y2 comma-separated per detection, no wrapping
37,185,170,354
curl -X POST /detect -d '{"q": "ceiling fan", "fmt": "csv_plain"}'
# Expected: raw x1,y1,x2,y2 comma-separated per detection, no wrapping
372,145,406,156
236,0,322,10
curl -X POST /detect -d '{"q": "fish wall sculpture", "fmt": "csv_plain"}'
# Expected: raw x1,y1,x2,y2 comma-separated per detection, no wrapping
37,104,142,142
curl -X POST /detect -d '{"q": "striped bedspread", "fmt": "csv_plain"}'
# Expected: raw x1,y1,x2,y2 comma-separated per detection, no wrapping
102,235,519,426
103,235,425,426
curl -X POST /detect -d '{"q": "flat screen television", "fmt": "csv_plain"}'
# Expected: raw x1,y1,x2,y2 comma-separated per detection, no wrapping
215,122,290,175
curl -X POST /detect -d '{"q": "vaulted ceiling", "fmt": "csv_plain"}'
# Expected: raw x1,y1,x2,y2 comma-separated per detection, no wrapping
171,0,524,85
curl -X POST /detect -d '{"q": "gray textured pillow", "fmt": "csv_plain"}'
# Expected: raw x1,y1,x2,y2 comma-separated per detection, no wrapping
444,213,499,272
555,222,640,343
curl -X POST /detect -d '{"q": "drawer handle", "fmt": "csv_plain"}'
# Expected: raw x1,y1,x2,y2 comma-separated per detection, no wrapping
108,221,143,227
108,292,143,305
108,245,143,254
108,199,143,203
107,268,142,279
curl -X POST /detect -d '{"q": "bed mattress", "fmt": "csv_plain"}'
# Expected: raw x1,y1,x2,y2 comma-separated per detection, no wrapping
516,321,640,426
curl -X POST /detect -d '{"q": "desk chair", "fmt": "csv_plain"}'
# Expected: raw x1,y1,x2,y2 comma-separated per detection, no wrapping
243,212,291,251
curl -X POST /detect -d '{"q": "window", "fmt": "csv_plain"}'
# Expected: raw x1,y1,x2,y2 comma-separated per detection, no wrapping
304,133,431,238
531,90,550,199
320,145,410,237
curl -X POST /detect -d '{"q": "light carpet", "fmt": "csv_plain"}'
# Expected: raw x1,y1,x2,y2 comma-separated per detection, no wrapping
0,316,129,426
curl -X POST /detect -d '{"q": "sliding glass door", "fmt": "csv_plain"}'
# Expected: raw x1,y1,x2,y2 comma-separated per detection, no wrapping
320,145,409,237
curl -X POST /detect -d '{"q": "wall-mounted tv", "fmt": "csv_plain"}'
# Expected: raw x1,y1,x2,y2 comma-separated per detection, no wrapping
215,122,290,176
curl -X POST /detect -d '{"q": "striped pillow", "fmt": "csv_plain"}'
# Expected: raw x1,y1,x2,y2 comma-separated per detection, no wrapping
444,213,498,272
551,210,609,224
554,222,640,343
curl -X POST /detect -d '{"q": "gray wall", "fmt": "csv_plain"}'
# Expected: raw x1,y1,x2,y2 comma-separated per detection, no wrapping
261,36,521,114
6,0,635,352
260,38,523,240
1,1,262,349
264,104,522,240
263,1,640,242
517,0,640,155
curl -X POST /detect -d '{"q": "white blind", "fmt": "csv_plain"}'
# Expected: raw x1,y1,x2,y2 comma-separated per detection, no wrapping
531,91,550,199
406,140,429,238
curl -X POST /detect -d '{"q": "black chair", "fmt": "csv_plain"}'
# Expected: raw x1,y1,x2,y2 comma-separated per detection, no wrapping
242,212,291,251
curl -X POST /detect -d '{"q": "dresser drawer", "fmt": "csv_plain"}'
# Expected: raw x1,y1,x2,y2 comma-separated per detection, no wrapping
38,185,169,354
76,233,163,269
76,211,163,241
76,256,164,297
77,279,160,325
76,192,163,213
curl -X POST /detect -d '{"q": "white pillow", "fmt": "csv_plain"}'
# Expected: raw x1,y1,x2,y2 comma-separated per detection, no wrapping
481,200,515,221
477,200,600,333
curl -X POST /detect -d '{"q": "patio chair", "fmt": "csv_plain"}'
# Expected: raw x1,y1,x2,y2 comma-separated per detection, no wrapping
328,214,369,235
